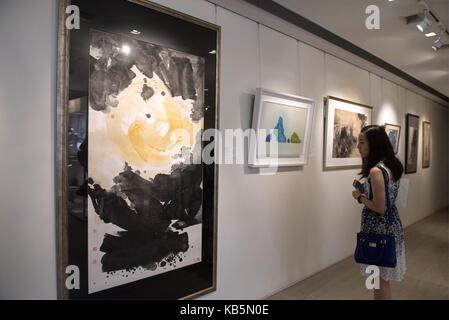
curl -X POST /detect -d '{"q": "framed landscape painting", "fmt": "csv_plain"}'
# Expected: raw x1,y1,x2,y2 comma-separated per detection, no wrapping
405,113,420,174
324,96,372,169
56,0,219,299
384,123,401,154
422,121,431,168
248,88,315,167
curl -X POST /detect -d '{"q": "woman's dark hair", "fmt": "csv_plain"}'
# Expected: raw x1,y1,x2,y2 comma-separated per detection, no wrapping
359,125,403,181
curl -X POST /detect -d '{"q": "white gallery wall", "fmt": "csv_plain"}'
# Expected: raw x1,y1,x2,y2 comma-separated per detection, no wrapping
0,0,58,299
150,0,449,300
0,0,447,299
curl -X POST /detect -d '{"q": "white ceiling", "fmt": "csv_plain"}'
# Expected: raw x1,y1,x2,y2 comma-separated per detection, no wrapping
274,0,449,99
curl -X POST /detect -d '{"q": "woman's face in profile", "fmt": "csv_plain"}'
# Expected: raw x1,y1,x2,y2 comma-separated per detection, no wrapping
357,132,369,158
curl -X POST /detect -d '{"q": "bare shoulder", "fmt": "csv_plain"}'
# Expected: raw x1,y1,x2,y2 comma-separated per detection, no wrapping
369,166,382,175
369,167,384,181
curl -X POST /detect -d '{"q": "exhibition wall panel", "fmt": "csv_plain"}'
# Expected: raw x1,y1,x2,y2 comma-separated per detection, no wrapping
151,0,216,24
260,25,300,96
215,7,266,300
297,42,328,281
325,54,371,107
0,0,58,299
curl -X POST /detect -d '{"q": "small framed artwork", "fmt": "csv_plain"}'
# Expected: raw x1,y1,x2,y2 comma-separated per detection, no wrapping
405,113,420,174
324,96,372,169
422,121,431,168
384,123,401,154
248,88,315,167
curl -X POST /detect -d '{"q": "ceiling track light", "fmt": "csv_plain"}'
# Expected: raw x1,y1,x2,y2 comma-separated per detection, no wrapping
432,32,448,51
406,1,449,52
432,38,441,51
416,9,431,32
432,22,449,51
432,41,449,51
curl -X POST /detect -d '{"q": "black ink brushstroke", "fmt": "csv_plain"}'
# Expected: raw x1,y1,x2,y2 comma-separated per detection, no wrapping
88,163,202,272
89,30,204,120
191,61,205,122
141,84,154,101
100,231,188,273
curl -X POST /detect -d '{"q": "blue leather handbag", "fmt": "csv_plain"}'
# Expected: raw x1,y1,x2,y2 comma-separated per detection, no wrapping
354,166,397,268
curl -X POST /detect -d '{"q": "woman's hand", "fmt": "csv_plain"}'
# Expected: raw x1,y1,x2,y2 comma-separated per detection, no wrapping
352,168,387,213
352,190,361,200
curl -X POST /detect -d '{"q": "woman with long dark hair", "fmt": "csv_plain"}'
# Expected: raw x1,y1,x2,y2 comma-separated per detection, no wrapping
352,125,406,300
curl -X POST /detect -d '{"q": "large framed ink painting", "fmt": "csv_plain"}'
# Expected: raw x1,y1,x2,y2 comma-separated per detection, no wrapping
324,96,372,170
56,0,219,299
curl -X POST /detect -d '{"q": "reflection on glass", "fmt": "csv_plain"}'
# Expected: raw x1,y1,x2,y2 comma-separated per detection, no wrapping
68,97,87,221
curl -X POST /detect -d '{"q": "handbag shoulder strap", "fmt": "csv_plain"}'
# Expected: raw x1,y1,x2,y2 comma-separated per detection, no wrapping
375,162,393,223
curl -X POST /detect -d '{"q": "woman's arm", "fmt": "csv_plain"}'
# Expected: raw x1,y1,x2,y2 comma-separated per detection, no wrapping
352,167,387,215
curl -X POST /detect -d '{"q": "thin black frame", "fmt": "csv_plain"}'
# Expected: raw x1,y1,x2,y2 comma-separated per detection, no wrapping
422,121,431,169
405,113,420,174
